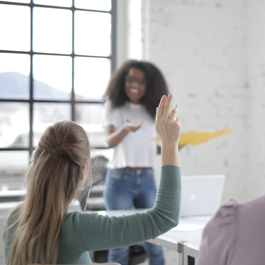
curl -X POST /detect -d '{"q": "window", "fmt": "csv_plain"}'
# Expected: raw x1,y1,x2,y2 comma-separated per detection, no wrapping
0,0,117,190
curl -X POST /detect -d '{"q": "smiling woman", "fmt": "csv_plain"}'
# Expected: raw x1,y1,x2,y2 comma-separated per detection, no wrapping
101,59,170,265
124,68,147,104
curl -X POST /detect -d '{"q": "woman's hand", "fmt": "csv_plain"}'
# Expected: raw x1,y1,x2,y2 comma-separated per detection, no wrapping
124,117,144,132
104,117,143,148
155,94,181,146
155,94,181,166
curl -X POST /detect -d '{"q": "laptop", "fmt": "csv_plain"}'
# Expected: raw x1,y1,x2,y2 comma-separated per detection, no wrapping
179,175,225,218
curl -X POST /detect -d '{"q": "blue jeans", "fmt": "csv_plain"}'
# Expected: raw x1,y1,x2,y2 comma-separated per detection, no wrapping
104,168,165,265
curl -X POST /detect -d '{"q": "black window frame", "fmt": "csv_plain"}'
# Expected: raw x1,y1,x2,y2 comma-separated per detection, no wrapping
0,0,117,156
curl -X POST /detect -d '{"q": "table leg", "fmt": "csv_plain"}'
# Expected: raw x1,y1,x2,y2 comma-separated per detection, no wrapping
177,242,185,265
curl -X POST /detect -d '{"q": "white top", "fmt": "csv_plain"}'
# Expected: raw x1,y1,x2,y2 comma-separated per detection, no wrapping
101,100,157,168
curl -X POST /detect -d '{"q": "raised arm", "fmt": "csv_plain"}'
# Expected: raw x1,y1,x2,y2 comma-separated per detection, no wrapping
70,94,182,252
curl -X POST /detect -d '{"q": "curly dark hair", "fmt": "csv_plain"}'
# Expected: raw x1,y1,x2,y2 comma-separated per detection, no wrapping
105,60,169,119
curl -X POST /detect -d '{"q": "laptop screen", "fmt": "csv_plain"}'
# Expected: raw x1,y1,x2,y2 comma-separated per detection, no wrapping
180,175,225,217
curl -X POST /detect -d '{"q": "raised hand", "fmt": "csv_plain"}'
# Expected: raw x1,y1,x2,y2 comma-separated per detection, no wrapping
155,94,181,146
125,117,144,132
155,94,181,166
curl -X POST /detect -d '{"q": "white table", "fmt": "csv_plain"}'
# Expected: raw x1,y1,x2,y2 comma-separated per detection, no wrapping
95,209,211,265
149,216,211,265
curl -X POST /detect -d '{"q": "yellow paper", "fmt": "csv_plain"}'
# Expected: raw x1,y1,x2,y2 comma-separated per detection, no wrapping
151,129,233,146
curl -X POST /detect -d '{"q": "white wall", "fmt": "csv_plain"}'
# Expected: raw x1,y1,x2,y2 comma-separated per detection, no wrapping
140,0,249,202
117,0,265,203
245,0,265,199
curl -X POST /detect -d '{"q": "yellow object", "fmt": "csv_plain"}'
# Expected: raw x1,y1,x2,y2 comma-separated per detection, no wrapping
151,129,233,146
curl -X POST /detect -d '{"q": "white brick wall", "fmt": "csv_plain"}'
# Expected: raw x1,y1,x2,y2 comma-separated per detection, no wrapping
117,0,265,203
245,0,265,199
140,0,249,202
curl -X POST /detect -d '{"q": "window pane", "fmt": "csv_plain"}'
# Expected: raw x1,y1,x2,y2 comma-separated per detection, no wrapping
0,103,29,148
33,103,71,146
0,53,30,99
75,104,104,147
75,11,111,56
75,0,111,11
33,55,71,100
0,5,30,51
74,57,110,101
34,0,72,7
33,7,72,54
0,151,28,190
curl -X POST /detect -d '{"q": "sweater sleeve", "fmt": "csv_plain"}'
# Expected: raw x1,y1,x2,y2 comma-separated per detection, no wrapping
196,199,238,265
61,165,181,251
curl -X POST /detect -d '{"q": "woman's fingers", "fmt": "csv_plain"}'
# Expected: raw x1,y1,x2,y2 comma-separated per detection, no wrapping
155,94,181,145
156,94,174,120
135,120,144,130
162,94,173,119
126,119,144,132
156,95,166,120
169,104,179,122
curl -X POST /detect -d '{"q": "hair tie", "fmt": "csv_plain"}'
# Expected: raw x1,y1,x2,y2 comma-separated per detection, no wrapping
47,146,79,166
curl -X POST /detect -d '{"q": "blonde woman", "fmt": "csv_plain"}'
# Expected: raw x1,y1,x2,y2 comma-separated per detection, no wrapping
4,94,181,265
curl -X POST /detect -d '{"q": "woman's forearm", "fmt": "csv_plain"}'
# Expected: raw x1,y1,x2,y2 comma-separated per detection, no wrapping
105,124,129,148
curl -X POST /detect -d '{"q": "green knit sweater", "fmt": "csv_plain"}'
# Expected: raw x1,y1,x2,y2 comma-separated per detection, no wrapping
4,166,181,264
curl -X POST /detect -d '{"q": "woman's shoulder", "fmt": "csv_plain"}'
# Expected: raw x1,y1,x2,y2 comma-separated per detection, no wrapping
102,100,113,110
196,199,239,265
5,203,23,225
103,100,127,113
211,195,265,225
211,199,239,225
202,199,239,248
201,199,239,236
